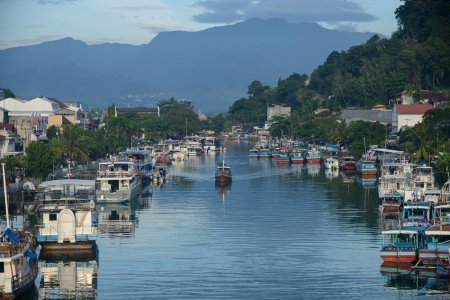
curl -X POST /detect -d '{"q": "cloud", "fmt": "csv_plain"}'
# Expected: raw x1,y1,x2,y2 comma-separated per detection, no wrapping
115,4,170,12
192,0,377,24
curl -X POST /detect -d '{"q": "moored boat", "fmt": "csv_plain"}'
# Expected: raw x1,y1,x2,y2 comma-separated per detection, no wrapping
419,224,450,265
290,151,304,164
380,226,427,264
381,192,403,213
248,149,259,159
324,157,339,170
340,156,357,171
0,229,41,299
305,149,321,164
275,152,290,164
357,160,377,176
402,200,433,227
35,179,98,251
258,148,271,159
96,160,141,204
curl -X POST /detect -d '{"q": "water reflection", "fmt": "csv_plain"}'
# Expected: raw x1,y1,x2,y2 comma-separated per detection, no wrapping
380,262,450,296
39,248,98,299
325,168,339,180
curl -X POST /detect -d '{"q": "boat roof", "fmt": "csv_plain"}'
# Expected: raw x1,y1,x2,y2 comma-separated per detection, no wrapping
125,149,150,155
382,226,427,235
39,179,95,188
425,224,450,235
403,201,433,208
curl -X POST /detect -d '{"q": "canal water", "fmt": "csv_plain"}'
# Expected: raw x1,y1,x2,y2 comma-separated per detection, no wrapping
9,142,450,299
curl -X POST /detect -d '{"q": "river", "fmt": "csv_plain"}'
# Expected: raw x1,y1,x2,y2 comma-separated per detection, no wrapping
9,141,450,299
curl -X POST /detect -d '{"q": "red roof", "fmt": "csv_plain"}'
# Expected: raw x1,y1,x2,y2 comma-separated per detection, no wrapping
397,104,433,115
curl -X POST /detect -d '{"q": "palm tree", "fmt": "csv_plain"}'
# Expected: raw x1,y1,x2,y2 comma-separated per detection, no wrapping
51,126,90,165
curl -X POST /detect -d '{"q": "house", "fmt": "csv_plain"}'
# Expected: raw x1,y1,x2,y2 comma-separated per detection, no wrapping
341,107,392,125
392,103,433,132
48,106,84,130
0,129,23,158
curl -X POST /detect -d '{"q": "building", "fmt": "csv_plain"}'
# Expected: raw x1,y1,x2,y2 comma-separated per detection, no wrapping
0,129,23,158
115,107,160,117
267,104,291,121
48,106,84,130
341,107,392,125
392,103,433,132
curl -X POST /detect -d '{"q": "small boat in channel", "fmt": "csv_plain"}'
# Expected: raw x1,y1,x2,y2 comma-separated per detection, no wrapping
248,149,259,159
357,159,378,176
380,192,404,213
0,162,41,299
290,151,304,164
275,151,291,164
340,156,357,171
258,148,272,159
380,226,427,264
305,148,321,164
96,160,141,204
35,179,98,251
419,224,450,265
215,160,232,183
324,157,339,170
0,229,40,299
401,200,433,227
125,149,155,184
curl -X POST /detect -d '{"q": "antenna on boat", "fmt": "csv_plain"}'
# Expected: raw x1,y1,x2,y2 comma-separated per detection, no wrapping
2,163,10,229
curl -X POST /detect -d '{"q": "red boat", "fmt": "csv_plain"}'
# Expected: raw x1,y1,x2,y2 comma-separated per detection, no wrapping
215,160,232,183
340,156,356,170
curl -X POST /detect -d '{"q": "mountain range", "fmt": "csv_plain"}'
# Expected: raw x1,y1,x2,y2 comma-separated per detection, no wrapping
0,18,377,112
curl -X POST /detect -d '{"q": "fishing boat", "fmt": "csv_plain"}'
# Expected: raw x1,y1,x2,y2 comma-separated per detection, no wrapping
419,224,450,265
340,156,357,171
381,192,404,213
0,229,40,299
380,226,427,264
96,160,141,204
258,148,272,159
215,160,232,183
357,160,378,176
402,200,433,227
275,152,290,164
0,162,41,299
305,148,321,164
324,157,339,170
125,149,154,183
35,179,98,251
290,151,304,164
248,149,259,159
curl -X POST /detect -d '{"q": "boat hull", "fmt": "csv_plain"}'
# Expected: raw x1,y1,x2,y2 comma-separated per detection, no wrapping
419,250,450,265
380,249,418,263
39,240,96,251
306,157,321,164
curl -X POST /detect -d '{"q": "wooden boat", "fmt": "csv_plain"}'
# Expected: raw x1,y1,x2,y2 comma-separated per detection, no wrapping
248,149,259,159
305,149,321,164
357,160,377,176
340,156,356,171
125,149,155,183
258,148,271,159
419,224,450,265
275,152,290,164
35,179,98,251
290,151,304,164
380,226,427,264
215,160,232,183
402,200,433,227
0,229,41,299
381,192,403,213
378,161,413,198
0,163,41,298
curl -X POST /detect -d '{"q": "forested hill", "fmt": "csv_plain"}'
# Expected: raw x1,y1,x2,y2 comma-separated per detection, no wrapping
228,0,450,123
0,19,375,112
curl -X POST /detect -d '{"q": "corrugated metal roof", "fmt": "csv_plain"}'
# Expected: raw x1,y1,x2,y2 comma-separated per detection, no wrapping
397,104,433,115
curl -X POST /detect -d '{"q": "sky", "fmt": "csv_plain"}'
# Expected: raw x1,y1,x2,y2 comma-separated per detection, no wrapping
0,0,402,50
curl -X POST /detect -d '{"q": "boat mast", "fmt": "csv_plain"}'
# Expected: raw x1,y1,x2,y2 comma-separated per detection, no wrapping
2,163,10,228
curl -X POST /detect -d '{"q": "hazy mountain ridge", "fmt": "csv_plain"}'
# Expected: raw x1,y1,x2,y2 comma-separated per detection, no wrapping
0,19,376,112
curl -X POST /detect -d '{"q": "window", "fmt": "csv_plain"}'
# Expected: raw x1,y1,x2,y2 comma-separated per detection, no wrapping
49,214,57,221
0,262,4,273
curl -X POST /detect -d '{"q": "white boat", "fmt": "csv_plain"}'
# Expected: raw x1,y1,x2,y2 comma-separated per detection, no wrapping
203,137,217,152
125,149,155,183
377,161,413,198
324,157,339,170
35,179,98,251
96,160,141,204
0,229,41,299
0,161,41,298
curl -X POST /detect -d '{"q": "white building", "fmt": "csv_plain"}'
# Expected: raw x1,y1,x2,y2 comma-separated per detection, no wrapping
0,97,62,117
392,104,433,132
267,104,291,121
